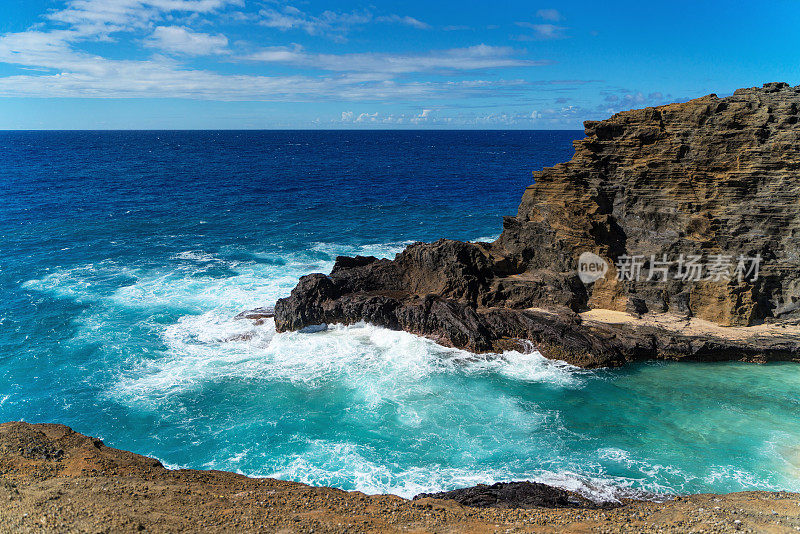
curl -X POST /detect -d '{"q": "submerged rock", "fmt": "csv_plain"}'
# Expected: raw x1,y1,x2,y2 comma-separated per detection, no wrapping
234,306,275,325
274,83,800,367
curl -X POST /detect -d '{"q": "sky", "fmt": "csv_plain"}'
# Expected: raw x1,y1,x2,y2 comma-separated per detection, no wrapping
0,0,798,129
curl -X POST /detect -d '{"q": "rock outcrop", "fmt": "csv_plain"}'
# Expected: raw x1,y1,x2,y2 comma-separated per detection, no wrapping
414,481,617,510
273,83,800,367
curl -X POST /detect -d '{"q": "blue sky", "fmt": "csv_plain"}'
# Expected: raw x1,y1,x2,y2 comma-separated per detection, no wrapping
0,0,798,129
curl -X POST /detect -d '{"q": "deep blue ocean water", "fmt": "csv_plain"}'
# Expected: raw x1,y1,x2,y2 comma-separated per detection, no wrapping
1,130,798,500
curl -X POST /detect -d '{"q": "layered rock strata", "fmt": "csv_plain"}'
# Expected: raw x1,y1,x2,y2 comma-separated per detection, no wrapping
272,83,800,367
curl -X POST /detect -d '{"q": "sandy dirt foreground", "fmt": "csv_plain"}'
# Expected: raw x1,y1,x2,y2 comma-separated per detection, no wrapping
0,422,798,533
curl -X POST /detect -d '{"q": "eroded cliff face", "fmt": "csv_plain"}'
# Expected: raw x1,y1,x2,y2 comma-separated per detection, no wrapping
272,83,800,367
499,81,800,326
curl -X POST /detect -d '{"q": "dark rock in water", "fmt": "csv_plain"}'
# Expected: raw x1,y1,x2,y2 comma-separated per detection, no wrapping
414,481,617,509
235,306,275,324
274,83,800,367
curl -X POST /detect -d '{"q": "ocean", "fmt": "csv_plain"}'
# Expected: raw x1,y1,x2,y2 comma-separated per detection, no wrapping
1,130,798,501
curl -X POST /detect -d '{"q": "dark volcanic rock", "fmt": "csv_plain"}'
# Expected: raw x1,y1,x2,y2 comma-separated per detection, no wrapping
273,83,800,367
413,481,616,509
234,306,275,321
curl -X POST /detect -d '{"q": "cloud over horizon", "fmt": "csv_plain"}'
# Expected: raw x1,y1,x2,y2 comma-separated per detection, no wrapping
0,0,547,104
0,0,763,129
241,44,548,74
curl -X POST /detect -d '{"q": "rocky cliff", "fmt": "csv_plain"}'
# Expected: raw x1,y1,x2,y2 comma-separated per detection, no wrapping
272,82,800,367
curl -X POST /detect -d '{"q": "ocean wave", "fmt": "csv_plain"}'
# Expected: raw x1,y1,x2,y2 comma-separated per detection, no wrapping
309,240,414,260
21,261,142,303
149,436,660,503
470,233,501,243
21,239,415,314
111,320,584,408
265,438,664,502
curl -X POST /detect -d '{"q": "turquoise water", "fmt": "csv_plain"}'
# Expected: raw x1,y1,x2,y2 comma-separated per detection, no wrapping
1,131,798,501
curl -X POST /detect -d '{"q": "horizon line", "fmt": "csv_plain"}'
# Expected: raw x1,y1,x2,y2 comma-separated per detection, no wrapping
0,128,586,132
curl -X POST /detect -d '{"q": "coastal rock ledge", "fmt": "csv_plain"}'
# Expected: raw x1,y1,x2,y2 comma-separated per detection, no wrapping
273,82,800,367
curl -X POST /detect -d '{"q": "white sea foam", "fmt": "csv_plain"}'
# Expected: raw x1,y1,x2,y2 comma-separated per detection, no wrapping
598,447,693,494
23,240,410,315
21,261,143,303
458,346,582,386
113,319,583,408
270,440,513,498
267,438,660,502
309,240,413,260
20,238,581,407
172,250,228,263
470,233,501,243
757,431,800,490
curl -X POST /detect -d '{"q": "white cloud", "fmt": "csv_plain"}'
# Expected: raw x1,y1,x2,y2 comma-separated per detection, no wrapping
258,6,431,39
375,15,430,30
355,112,379,122
243,44,548,74
515,22,568,40
0,30,74,69
536,9,563,22
0,44,526,100
335,107,586,127
47,0,242,38
145,26,228,55
0,0,549,103
258,5,371,38
598,90,670,114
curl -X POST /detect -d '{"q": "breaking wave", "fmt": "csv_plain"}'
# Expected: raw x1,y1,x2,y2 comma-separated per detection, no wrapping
19,239,800,502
